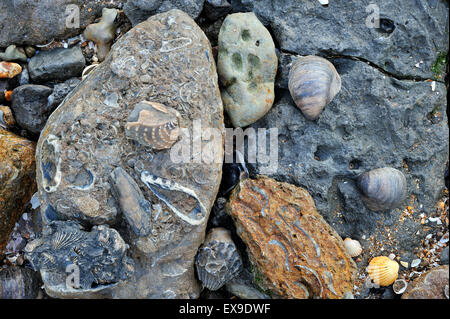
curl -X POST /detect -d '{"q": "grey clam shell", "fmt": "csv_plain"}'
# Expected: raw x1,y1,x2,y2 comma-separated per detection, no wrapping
356,167,407,211
195,228,243,291
288,55,341,120
0,267,41,299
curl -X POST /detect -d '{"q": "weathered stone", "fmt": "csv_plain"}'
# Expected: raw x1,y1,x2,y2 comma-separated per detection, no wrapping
124,0,205,26
402,265,449,299
84,8,118,62
0,105,16,129
25,221,134,299
249,56,449,262
0,0,123,47
226,176,357,299
0,45,28,63
217,12,277,127
231,0,449,80
11,84,53,134
35,10,224,298
0,129,36,253
0,61,22,79
204,0,232,21
0,266,42,299
225,269,270,299
28,46,86,83
440,247,449,265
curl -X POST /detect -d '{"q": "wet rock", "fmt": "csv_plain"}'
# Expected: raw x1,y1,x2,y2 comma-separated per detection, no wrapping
47,78,81,111
440,247,449,265
249,56,449,259
84,8,118,62
35,9,224,298
28,46,86,83
233,0,449,80
402,265,449,299
218,12,277,127
0,61,22,79
0,0,123,47
225,269,270,299
0,267,42,299
11,85,53,134
25,220,134,299
124,0,205,26
226,176,357,299
204,0,232,21
0,45,28,63
0,129,36,253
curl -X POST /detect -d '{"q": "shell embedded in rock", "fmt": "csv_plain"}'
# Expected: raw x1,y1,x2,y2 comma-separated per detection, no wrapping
356,167,407,211
0,105,16,129
343,238,362,257
195,227,243,291
367,256,399,286
288,55,341,120
393,278,408,294
0,267,41,299
125,101,181,150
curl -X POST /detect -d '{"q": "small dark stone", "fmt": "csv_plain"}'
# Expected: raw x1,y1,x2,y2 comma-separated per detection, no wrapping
440,247,449,265
377,19,396,34
11,84,53,134
28,46,86,83
203,0,231,21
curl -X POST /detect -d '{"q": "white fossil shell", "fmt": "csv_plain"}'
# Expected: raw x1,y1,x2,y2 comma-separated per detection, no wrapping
196,228,243,291
393,278,408,294
343,238,362,257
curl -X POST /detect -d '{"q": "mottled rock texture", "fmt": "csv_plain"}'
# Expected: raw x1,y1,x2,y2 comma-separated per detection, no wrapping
35,9,224,298
0,0,123,47
402,265,449,299
218,12,277,127
249,55,449,263
231,0,449,80
0,266,41,299
0,129,36,253
226,176,357,299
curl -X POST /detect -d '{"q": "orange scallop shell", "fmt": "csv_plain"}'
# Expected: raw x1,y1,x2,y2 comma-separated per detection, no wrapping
367,256,399,286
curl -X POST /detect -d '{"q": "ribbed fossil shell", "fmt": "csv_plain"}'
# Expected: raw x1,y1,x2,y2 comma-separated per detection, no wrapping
367,256,399,286
343,238,362,257
126,101,180,150
356,167,407,211
288,55,341,120
195,227,243,291
0,267,41,299
393,278,408,294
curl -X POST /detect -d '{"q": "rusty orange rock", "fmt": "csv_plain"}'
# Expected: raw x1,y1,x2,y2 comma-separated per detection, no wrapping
226,176,357,299
0,61,22,79
0,128,36,252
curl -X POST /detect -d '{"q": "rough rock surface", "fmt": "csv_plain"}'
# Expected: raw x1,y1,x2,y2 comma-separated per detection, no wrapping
402,265,449,299
249,55,449,262
231,0,449,80
11,84,53,134
0,129,36,253
0,266,42,299
124,0,205,26
217,12,277,127
0,0,123,47
28,46,86,83
226,176,357,299
35,9,224,298
47,78,81,112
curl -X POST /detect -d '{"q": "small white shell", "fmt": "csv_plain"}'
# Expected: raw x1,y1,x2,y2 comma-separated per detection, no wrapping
393,278,408,294
343,238,362,257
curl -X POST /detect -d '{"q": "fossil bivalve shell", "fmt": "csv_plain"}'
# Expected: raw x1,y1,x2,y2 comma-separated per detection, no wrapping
288,55,341,120
195,227,243,291
343,238,362,257
125,101,181,150
356,167,407,211
367,256,399,286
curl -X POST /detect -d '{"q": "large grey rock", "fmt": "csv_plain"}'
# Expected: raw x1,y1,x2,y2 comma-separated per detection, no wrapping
28,46,86,83
34,9,224,298
47,78,81,111
11,84,53,134
230,0,449,80
0,0,122,47
248,55,448,261
124,0,205,26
